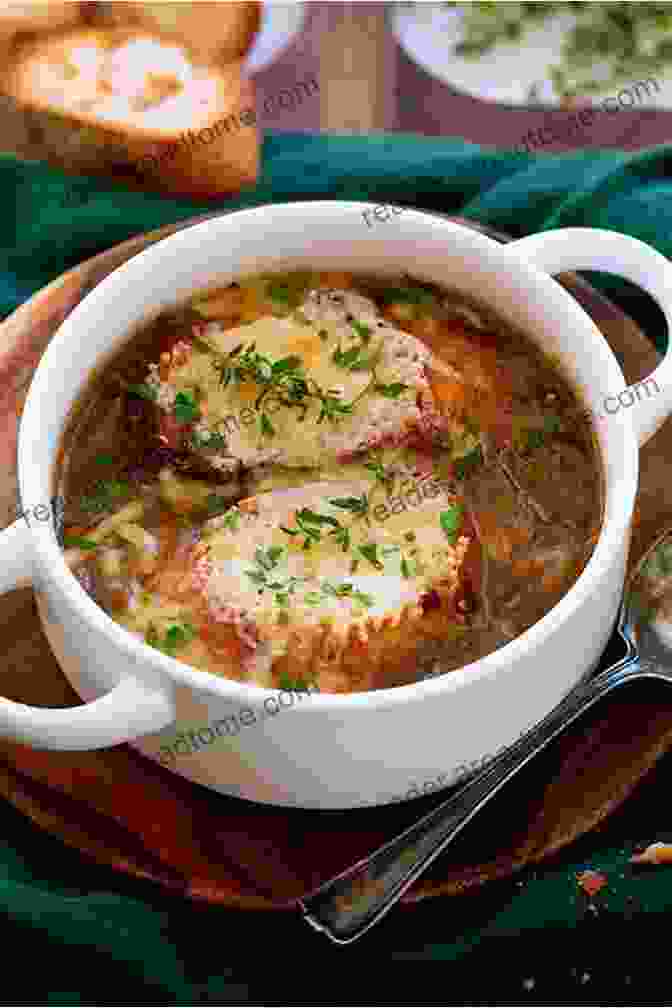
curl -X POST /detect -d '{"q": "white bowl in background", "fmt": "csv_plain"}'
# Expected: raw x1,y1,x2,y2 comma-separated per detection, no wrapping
244,1,305,76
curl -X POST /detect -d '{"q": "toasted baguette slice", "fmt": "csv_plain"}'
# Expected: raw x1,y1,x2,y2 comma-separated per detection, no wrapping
90,1,261,66
0,25,258,199
149,287,448,472
190,477,471,693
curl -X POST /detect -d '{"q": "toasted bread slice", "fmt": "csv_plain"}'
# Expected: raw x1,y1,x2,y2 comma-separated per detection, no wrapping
0,24,258,199
148,288,448,473
190,477,471,692
91,1,261,66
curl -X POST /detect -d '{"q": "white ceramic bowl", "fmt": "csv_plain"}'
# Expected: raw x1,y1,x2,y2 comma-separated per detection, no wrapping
3,203,672,809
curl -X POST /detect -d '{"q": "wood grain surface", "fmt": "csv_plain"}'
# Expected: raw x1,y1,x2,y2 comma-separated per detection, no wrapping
0,214,670,911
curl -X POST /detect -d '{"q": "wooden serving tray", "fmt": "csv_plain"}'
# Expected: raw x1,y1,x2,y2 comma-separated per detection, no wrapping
0,214,670,910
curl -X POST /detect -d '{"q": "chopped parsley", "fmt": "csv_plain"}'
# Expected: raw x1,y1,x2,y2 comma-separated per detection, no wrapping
454,445,484,480
543,414,562,434
440,504,464,544
332,345,368,370
303,591,323,606
80,479,131,513
191,429,228,451
259,412,275,437
174,391,199,423
323,581,374,608
206,495,233,518
280,508,340,550
364,459,390,484
328,495,369,518
128,383,158,401
63,535,98,550
93,454,114,466
515,414,562,454
401,553,418,578
357,542,384,570
375,382,408,399
314,388,355,424
245,545,306,597
350,320,372,342
380,285,436,307
145,622,195,656
266,280,292,304
278,672,312,692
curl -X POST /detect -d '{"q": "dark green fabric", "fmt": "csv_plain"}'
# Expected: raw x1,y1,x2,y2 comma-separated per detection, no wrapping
5,132,672,349
2,132,672,1000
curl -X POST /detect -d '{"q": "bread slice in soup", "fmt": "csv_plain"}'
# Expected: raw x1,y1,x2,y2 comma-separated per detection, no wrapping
176,477,470,692
145,287,450,474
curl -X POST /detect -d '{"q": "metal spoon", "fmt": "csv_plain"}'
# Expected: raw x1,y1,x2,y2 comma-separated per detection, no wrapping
299,526,672,944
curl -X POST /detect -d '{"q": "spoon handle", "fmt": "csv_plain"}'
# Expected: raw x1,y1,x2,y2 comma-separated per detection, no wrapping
300,655,661,944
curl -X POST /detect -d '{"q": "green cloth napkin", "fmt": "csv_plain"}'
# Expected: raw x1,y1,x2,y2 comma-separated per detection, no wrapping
2,132,672,1001
4,132,672,349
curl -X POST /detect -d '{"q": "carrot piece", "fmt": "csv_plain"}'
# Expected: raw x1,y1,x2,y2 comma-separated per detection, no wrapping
318,271,353,289
64,525,86,538
541,572,565,592
238,497,258,514
159,352,171,381
430,377,468,413
109,588,128,611
511,557,535,577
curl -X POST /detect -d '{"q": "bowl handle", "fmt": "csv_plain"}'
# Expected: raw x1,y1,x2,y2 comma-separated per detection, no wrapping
0,519,176,750
507,227,672,447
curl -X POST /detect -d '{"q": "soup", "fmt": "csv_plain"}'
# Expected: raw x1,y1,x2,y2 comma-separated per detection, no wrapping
56,270,603,693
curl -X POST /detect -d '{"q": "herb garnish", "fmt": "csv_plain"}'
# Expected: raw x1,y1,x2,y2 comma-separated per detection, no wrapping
351,319,372,342
244,545,306,597
364,459,388,483
328,495,369,518
375,382,408,398
259,412,275,437
516,414,562,454
128,383,158,401
321,581,374,608
174,391,199,422
440,504,464,544
401,553,418,578
454,445,484,480
303,591,323,606
207,332,391,427
278,672,312,691
191,429,228,451
212,345,311,418
206,494,232,518
380,286,436,307
280,508,341,550
332,345,368,370
266,280,292,304
357,543,384,570
80,479,131,513
145,622,195,656
63,535,98,550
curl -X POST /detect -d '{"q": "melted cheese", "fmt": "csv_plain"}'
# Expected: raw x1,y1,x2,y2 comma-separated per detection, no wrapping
203,477,465,633
166,298,433,469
